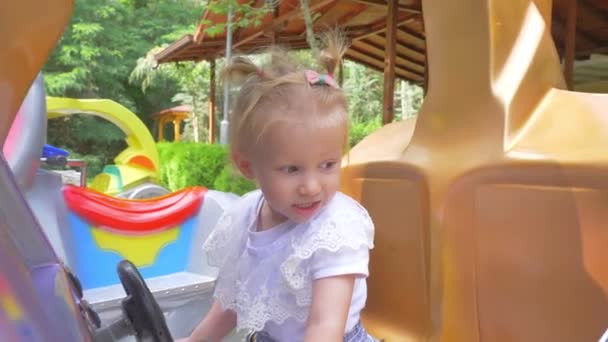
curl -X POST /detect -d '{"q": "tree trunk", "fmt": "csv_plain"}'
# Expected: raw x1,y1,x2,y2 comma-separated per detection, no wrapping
401,80,408,118
299,0,318,55
192,115,200,143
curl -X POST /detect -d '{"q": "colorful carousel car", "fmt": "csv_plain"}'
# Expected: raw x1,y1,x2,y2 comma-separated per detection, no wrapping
3,0,608,341
1,2,243,341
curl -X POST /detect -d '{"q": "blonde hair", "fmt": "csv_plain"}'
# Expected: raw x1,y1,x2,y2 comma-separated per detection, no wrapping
222,30,350,157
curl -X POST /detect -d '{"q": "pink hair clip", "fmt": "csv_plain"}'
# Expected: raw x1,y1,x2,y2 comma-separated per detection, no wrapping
304,70,338,88
257,68,264,78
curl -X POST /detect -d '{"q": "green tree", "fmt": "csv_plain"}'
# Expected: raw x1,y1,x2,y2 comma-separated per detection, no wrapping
130,48,215,143
397,80,424,119
200,0,272,36
44,0,202,114
44,0,203,171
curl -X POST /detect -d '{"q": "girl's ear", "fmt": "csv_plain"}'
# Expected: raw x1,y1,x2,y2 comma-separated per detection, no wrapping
232,151,255,179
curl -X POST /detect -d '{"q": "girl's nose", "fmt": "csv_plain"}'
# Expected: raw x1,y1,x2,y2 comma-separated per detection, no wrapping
298,177,321,196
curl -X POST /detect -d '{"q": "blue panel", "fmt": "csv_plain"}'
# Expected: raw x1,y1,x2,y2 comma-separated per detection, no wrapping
66,212,198,289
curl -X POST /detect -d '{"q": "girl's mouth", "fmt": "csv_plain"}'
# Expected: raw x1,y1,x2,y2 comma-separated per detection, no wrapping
293,201,321,216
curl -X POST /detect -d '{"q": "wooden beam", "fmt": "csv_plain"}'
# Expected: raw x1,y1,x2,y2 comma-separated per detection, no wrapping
552,9,598,57
228,0,262,48
392,31,426,56
194,15,209,43
356,39,425,76
398,24,425,42
383,0,397,124
564,0,577,90
297,21,373,40
345,50,422,82
297,5,335,38
297,2,366,38
155,35,194,64
208,59,216,143
352,14,417,41
351,19,390,41
583,0,608,21
225,0,337,53
350,44,424,78
350,0,421,13
335,4,368,26
308,0,340,28
575,0,607,43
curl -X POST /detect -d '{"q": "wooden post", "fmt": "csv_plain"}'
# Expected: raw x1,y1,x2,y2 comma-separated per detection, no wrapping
208,59,216,144
158,118,165,142
271,4,279,45
423,63,428,95
174,119,181,142
382,0,398,124
422,14,428,96
154,119,160,141
338,60,344,87
564,0,577,90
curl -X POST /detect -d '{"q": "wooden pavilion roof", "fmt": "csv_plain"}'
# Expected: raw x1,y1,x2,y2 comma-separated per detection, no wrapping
155,0,608,87
150,105,192,120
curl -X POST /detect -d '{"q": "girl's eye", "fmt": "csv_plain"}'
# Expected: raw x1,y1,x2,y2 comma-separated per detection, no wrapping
321,161,337,170
281,166,299,174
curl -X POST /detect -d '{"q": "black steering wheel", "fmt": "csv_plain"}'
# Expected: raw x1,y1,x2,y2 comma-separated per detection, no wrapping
117,260,173,342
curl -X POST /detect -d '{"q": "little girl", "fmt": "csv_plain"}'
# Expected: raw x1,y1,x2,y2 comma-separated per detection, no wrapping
184,31,376,342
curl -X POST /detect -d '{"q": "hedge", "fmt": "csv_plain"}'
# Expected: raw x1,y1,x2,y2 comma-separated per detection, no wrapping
156,142,257,195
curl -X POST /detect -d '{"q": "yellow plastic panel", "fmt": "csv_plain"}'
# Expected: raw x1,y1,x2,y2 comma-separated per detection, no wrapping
473,184,608,341
343,171,431,341
91,226,179,267
342,0,608,340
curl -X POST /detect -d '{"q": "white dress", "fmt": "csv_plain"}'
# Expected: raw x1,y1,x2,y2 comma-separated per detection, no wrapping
203,190,375,341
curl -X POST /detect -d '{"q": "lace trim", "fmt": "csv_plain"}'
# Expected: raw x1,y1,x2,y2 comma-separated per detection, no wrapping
281,208,374,306
202,192,374,332
204,213,237,267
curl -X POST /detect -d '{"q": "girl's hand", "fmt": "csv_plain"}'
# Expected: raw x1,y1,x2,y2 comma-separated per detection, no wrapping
304,275,356,342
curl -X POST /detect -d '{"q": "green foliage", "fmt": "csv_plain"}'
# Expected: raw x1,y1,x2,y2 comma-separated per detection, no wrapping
65,151,106,180
47,115,126,179
130,50,214,143
342,61,384,122
349,116,382,147
44,0,204,168
201,0,271,36
213,164,258,195
44,0,203,116
156,142,256,195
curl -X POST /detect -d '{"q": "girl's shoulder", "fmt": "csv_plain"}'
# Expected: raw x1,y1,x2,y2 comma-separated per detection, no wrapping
280,192,374,291
317,192,374,228
291,192,375,255
326,192,368,211
222,189,263,220
236,188,264,208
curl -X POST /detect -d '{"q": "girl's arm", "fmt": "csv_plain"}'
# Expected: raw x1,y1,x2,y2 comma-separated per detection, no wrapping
187,299,237,342
304,274,355,342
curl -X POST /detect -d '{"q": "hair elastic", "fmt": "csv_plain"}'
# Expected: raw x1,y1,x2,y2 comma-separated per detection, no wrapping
304,70,338,88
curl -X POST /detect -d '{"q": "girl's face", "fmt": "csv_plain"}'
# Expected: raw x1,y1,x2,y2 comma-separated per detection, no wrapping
237,120,346,228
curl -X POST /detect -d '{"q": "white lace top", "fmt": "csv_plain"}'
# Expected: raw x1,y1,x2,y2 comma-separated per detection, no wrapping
202,190,375,341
